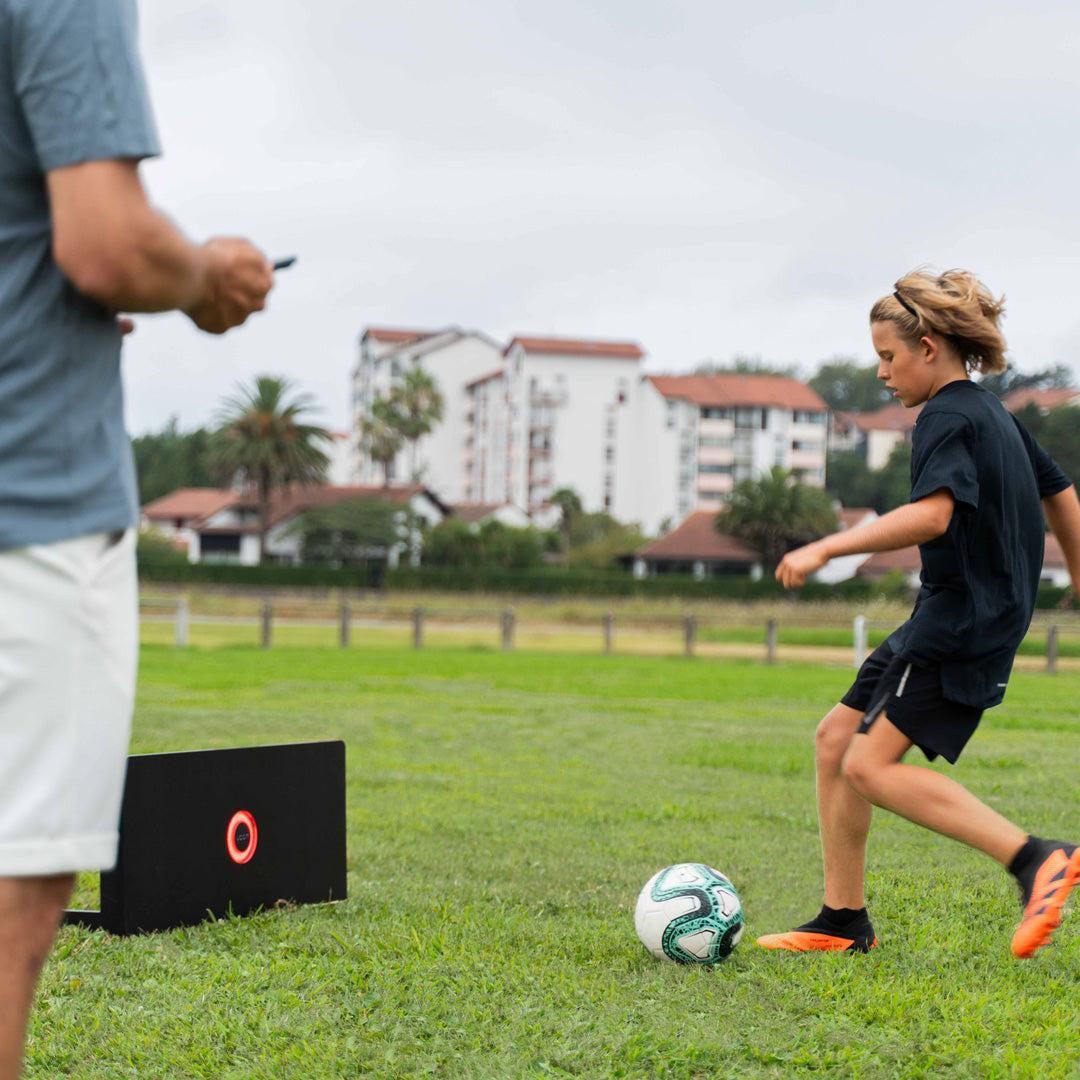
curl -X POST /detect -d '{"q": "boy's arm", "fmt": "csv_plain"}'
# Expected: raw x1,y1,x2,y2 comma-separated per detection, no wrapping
776,489,955,589
1042,485,1080,596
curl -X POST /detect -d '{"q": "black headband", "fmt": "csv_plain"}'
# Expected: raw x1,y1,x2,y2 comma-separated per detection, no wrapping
893,290,919,320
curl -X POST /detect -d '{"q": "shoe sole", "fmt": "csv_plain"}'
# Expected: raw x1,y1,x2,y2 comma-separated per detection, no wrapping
1012,847,1080,959
756,931,876,953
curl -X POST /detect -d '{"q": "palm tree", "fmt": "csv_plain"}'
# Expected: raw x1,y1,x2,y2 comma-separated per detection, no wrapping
716,466,838,571
386,367,444,482
359,397,405,487
208,375,332,562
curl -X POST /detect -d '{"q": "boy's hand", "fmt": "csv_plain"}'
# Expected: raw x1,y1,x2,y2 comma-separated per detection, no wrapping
776,540,831,589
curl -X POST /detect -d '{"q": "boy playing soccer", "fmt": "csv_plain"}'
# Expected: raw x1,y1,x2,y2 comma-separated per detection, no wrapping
757,269,1080,959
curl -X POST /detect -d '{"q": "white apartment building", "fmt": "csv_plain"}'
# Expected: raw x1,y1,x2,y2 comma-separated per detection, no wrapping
463,336,644,518
352,326,503,502
354,326,832,535
617,374,830,535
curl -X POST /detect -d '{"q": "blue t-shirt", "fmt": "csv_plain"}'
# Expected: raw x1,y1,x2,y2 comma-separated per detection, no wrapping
888,380,1071,708
0,0,160,550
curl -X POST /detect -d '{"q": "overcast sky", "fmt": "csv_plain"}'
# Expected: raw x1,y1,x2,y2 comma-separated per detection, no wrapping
123,0,1080,435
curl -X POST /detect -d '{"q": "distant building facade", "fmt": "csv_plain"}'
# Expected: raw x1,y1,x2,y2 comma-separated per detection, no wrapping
463,336,643,518
352,326,835,536
351,326,503,501
619,374,830,535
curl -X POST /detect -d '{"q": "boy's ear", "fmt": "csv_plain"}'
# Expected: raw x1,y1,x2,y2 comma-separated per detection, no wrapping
919,335,939,363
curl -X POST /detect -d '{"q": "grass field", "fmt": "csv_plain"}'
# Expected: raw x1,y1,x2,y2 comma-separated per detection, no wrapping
37,644,1080,1079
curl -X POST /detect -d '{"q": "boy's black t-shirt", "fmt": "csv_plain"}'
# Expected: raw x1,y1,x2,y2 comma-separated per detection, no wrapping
887,380,1071,708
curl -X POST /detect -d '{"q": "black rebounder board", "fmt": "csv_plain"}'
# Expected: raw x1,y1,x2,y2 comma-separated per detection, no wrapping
65,741,346,935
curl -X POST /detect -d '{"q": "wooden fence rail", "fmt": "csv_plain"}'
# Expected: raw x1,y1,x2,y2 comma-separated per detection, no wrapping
139,598,1080,673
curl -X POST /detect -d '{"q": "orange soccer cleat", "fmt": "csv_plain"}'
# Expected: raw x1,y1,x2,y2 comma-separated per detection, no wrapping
757,908,876,954
1011,841,1080,959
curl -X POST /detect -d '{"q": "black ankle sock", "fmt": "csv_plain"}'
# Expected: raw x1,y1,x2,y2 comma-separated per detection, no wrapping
1008,835,1040,880
807,902,872,937
821,905,867,926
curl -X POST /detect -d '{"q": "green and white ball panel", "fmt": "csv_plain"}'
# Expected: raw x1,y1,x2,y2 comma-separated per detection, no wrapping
634,863,744,964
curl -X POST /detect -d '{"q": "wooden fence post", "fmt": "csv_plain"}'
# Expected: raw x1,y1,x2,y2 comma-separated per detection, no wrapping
175,596,189,648
853,614,867,668
501,609,515,653
261,601,272,649
766,617,778,665
413,607,424,650
1047,624,1059,674
604,613,615,654
684,615,696,658
339,600,351,648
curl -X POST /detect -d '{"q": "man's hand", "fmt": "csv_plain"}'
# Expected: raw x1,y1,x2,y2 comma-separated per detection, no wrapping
776,539,831,589
184,239,274,335
47,161,272,332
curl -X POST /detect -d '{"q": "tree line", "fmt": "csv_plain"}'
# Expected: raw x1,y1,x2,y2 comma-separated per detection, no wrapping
137,357,1079,572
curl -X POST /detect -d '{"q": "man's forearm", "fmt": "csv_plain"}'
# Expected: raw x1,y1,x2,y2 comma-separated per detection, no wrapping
822,492,954,560
85,204,206,314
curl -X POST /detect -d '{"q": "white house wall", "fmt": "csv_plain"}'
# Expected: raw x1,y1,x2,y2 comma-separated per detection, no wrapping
510,349,637,515
354,331,502,498
617,379,693,535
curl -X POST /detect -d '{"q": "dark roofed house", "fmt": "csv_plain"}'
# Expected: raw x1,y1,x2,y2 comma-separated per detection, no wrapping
142,484,448,567
630,510,762,580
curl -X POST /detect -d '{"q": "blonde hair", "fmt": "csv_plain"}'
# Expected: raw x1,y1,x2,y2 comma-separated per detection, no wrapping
869,268,1007,375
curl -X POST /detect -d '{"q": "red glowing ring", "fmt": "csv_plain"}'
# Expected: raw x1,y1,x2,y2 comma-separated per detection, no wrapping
226,810,258,864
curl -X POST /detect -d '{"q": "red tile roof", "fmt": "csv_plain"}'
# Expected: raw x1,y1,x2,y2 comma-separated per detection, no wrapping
839,508,876,530
144,484,436,533
636,511,759,562
141,488,237,522
506,336,644,360
851,403,921,432
362,327,436,345
1003,387,1080,413
448,503,506,525
855,533,1065,577
647,374,827,412
856,545,922,578
260,483,429,528
465,368,506,390
1044,532,1066,568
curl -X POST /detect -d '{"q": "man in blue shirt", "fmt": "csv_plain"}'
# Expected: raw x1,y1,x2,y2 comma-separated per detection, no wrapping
0,2,273,1073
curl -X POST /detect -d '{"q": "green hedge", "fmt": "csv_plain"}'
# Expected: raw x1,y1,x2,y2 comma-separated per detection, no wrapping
138,560,377,588
137,560,919,601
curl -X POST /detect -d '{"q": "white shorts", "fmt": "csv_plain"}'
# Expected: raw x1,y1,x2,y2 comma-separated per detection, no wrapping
0,530,137,876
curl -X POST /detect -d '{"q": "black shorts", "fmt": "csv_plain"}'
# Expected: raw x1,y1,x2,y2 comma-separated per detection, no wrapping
841,642,983,764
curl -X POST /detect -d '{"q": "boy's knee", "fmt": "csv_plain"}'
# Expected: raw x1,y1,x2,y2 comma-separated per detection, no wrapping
841,748,877,799
816,708,855,769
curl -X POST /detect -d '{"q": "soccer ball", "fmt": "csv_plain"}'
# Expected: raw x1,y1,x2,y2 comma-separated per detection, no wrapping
634,863,744,964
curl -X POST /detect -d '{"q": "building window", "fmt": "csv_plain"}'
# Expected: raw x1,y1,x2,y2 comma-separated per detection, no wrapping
697,463,733,474
794,411,826,424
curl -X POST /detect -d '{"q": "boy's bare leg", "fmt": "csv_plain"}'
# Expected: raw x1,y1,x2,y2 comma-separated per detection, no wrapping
0,875,75,1080
815,703,874,908
842,715,1026,863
